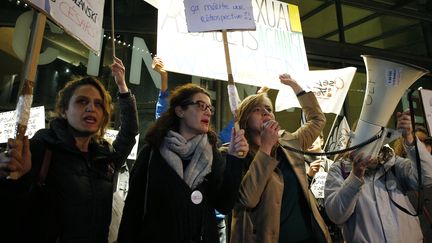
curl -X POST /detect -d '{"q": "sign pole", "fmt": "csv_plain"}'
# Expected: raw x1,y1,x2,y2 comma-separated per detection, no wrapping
222,30,244,157
111,0,116,57
222,30,234,86
9,10,46,179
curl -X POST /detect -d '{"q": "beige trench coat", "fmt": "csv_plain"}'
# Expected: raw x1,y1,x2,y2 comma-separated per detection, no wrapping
230,92,332,243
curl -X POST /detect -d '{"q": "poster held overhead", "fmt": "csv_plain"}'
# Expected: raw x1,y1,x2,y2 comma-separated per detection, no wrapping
183,0,256,157
24,0,105,54
157,0,309,89
183,0,256,32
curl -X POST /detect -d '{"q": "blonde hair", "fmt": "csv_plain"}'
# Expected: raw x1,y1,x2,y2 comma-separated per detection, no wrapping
235,93,273,153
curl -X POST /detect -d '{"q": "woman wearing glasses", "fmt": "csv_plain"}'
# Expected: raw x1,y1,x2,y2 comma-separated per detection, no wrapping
117,83,249,243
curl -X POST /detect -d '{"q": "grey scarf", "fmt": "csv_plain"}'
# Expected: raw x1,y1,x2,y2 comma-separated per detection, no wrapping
160,130,213,189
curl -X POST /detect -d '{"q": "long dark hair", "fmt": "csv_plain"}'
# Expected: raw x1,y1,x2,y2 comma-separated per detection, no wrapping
145,83,218,149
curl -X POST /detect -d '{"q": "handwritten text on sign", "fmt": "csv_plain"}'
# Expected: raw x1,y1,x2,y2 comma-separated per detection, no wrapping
184,0,256,32
105,129,140,161
310,171,328,199
158,0,308,90
25,0,104,54
0,106,45,143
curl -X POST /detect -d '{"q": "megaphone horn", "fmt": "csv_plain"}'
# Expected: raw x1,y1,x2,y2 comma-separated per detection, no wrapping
351,55,430,159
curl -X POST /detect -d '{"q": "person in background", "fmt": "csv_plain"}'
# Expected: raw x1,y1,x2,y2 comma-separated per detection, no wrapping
117,83,249,243
230,73,330,243
0,56,139,243
392,125,432,243
152,56,169,120
324,110,432,243
423,136,432,154
393,126,429,158
304,134,343,242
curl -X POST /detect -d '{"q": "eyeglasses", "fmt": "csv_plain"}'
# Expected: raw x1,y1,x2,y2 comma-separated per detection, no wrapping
185,100,215,114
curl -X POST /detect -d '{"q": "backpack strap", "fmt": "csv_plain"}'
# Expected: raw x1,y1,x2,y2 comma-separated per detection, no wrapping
37,149,52,186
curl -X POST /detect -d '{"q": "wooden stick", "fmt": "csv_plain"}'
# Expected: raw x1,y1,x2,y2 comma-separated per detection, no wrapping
111,0,116,58
222,30,244,157
9,11,46,179
222,30,234,86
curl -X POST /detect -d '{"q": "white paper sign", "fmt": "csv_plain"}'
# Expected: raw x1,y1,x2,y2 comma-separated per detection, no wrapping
310,171,328,199
104,129,140,160
324,116,351,153
276,67,356,113
157,0,308,90
184,0,256,32
25,0,105,54
0,106,45,143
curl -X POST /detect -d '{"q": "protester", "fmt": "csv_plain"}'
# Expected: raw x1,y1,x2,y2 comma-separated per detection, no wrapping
424,136,432,154
324,110,432,243
117,83,249,243
304,134,343,242
230,73,330,243
0,56,139,243
392,125,432,243
152,56,169,120
150,56,231,243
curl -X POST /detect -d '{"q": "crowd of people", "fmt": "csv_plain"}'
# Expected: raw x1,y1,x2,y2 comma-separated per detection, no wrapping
0,56,431,243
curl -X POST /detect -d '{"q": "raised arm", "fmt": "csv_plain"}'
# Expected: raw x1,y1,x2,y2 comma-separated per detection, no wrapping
111,57,139,166
152,56,169,119
279,73,326,149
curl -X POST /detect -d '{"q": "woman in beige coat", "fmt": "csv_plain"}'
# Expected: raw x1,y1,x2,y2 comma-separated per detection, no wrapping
230,73,331,243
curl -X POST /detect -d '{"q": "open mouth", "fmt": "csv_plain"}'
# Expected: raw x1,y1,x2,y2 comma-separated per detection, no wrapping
83,116,97,124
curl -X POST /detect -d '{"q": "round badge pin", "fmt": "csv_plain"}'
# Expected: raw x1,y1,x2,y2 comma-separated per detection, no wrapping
191,190,203,205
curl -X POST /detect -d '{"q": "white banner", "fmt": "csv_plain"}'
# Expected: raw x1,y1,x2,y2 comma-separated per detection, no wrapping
104,129,140,160
157,0,308,89
25,0,104,54
0,106,45,143
276,67,356,113
183,0,255,32
324,116,351,154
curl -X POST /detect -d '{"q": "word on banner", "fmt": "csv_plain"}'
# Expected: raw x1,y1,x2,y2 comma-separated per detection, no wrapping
157,0,308,90
0,106,45,143
25,0,104,54
183,0,256,32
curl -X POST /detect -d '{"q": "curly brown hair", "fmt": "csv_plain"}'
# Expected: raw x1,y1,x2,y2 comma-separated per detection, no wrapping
55,76,113,141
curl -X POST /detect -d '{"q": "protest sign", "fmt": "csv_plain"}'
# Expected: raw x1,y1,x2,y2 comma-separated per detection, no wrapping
0,106,45,143
276,67,356,113
104,129,140,160
157,0,308,90
25,0,105,54
183,0,255,32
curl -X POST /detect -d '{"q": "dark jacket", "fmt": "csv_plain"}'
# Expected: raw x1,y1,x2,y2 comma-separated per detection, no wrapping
0,94,138,243
117,143,244,243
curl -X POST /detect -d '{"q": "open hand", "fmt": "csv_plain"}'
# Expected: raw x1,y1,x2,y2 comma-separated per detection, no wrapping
111,56,128,93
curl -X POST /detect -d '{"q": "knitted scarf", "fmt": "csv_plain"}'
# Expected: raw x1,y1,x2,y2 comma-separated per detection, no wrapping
160,130,213,189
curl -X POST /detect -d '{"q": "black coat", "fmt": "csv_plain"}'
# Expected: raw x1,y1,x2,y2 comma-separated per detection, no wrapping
117,144,244,243
0,94,138,243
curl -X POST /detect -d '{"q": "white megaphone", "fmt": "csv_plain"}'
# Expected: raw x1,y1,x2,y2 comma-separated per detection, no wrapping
351,55,430,159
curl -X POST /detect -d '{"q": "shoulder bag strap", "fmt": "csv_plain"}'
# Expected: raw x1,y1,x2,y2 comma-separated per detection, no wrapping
37,149,52,186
